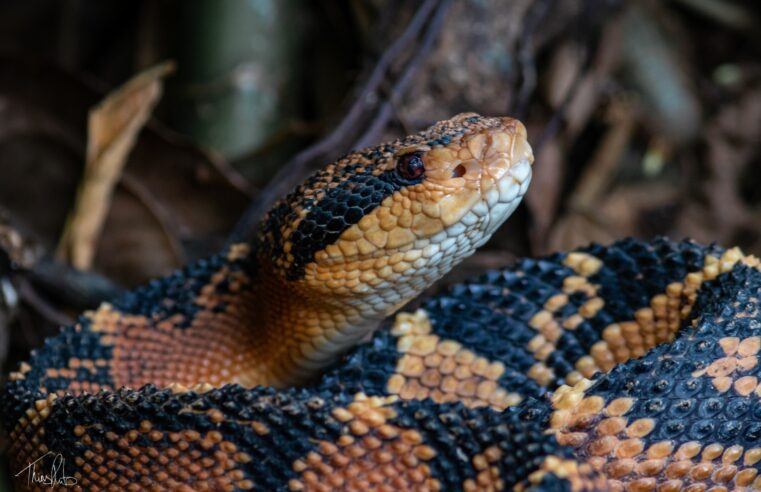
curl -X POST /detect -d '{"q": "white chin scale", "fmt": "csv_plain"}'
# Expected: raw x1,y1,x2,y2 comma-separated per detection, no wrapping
475,157,533,247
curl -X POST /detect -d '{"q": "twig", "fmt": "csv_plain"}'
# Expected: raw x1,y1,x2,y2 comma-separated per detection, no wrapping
121,174,186,264
533,47,591,153
352,0,453,150
512,0,556,118
295,0,438,164
228,0,446,244
29,258,123,309
15,276,74,327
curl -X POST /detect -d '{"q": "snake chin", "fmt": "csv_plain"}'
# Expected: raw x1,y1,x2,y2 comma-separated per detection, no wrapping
422,118,534,246
478,156,533,242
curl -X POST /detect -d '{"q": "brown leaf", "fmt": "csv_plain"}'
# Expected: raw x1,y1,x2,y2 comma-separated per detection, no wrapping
0,56,250,287
57,61,175,269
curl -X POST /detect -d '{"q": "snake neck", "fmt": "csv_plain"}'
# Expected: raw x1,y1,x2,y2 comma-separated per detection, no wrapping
236,114,533,389
243,260,395,388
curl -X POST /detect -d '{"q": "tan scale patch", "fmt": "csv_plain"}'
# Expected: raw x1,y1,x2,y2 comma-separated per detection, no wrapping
305,192,424,297
563,253,603,277
288,393,440,492
564,248,761,386
522,455,607,492
691,334,761,395
226,242,250,262
524,265,605,387
7,361,32,382
385,310,522,410
548,375,761,489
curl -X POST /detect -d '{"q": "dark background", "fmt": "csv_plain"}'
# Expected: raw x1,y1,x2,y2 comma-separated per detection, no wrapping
0,1,759,487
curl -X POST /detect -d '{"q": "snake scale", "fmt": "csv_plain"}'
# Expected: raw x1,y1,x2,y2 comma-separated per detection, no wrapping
5,113,761,491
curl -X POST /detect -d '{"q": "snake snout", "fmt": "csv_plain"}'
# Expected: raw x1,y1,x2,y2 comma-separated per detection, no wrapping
469,119,534,207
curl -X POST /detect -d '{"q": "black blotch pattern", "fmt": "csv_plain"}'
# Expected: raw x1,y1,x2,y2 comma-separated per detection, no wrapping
581,264,761,453
112,246,255,324
330,237,717,394
285,169,418,280
8,237,760,490
2,245,254,428
255,115,512,281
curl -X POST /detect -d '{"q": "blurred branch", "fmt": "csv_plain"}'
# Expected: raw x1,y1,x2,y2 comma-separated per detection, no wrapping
569,101,637,211
533,48,590,153
512,0,556,118
671,0,759,32
28,258,123,309
619,3,701,143
121,173,186,264
1,222,121,352
352,0,453,149
228,0,452,244
14,276,73,327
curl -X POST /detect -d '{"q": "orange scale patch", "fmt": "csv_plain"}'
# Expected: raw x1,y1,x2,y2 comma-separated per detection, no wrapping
65,426,253,492
579,432,760,489
462,446,504,492
561,250,761,389
38,354,115,397
8,396,58,489
289,394,440,492
100,268,271,390
386,311,521,410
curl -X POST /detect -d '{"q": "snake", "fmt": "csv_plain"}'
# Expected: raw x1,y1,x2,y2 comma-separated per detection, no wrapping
5,113,761,491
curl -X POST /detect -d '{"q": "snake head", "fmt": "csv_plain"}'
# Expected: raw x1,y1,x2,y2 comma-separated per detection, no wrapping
259,113,533,315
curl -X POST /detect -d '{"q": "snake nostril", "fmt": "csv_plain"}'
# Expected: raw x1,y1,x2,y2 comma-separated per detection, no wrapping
452,164,466,178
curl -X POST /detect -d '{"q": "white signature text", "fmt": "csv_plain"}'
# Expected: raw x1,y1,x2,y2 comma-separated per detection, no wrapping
15,451,77,488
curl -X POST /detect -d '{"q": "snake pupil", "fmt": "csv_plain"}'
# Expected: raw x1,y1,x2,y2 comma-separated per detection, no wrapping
397,152,425,180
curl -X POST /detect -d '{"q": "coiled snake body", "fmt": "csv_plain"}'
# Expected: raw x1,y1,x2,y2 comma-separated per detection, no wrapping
5,114,761,491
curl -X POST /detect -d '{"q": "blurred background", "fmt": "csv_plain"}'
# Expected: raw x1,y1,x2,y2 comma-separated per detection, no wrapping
0,0,759,487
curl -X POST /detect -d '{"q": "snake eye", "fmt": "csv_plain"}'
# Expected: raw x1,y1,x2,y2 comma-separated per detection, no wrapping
396,152,425,180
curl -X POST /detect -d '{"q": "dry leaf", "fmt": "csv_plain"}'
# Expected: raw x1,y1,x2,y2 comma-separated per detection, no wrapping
57,61,175,269
0,57,250,286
